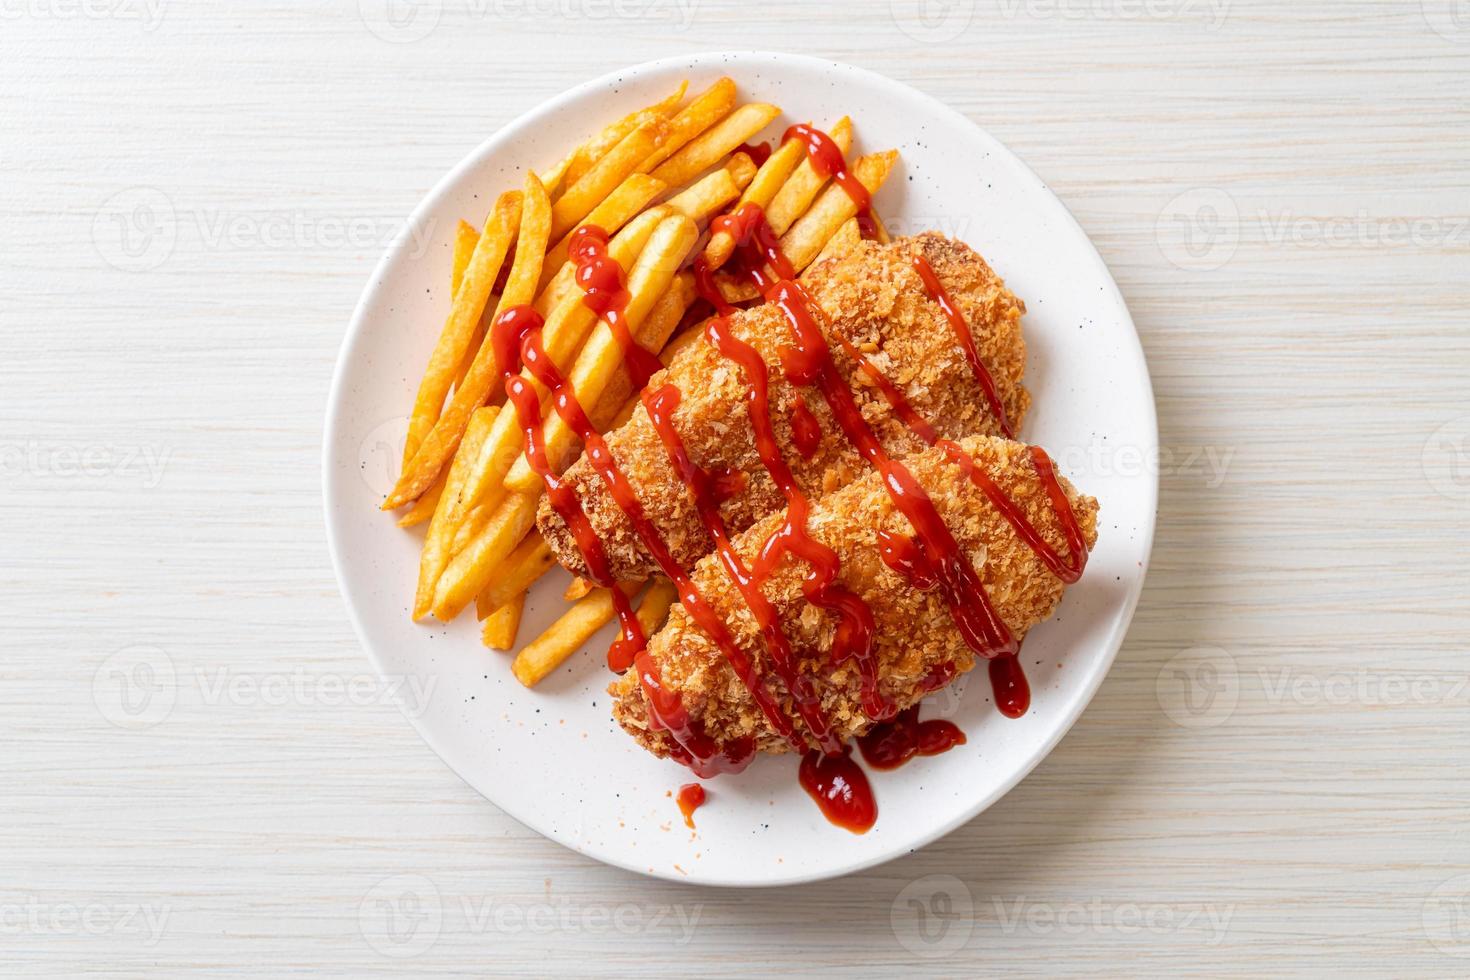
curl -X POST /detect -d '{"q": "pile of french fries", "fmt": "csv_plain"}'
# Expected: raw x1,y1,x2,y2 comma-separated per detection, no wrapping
381,77,899,688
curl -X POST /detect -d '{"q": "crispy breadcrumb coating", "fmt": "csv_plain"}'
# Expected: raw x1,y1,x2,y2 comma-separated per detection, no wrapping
537,233,1028,581
609,435,1099,760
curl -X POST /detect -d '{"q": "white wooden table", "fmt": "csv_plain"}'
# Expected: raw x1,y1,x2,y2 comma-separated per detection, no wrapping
4,2,1468,975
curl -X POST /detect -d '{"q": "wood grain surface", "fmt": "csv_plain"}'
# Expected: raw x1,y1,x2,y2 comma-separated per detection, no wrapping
3,1,1468,975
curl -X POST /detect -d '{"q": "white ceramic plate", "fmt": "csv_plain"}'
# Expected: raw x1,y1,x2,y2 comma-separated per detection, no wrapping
324,52,1156,887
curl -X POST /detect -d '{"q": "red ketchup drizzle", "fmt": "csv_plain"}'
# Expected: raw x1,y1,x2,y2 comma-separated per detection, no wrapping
734,140,772,167
783,123,877,240
642,382,844,756
769,279,1018,669
570,226,662,389
703,317,885,722
857,705,966,770
798,746,876,834
833,331,1090,715
910,253,1014,439
675,782,705,829
989,655,1031,719
519,250,821,772
788,395,822,458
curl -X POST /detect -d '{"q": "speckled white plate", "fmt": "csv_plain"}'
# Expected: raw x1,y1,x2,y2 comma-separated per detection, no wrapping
324,51,1156,886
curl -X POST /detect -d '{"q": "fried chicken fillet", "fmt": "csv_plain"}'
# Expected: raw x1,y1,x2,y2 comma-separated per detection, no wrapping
536,232,1029,582
610,435,1100,759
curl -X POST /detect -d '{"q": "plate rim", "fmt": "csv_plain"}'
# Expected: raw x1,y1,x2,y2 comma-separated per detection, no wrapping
322,49,1158,887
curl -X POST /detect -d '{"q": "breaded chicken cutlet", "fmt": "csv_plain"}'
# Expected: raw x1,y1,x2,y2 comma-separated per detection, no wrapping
610,435,1099,762
537,232,1029,582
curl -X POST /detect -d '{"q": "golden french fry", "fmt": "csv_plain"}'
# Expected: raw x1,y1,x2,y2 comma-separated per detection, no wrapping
725,151,757,191
481,591,526,650
413,406,497,620
640,77,737,173
447,208,672,529
540,152,573,199
451,219,478,295
397,469,446,528
538,173,666,294
810,216,863,269
476,534,555,618
511,582,643,687
664,167,740,225
397,192,520,474
563,82,688,189
780,150,897,275
633,578,678,637
563,577,594,601
385,174,551,510
701,136,805,268
648,102,780,189
503,215,698,493
585,274,694,429
551,121,665,241
765,116,852,237
433,490,541,621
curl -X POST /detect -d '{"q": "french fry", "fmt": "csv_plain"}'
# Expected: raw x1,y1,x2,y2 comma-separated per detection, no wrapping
397,192,521,474
551,121,665,241
511,582,643,687
475,533,555,618
451,219,478,294
591,390,642,433
584,275,695,429
724,151,758,192
412,406,498,620
513,578,678,687
633,578,678,638
397,469,446,528
639,78,738,173
538,173,666,294
765,116,853,237
780,150,898,275
664,167,741,225
810,216,863,269
503,216,698,493
384,174,552,510
702,136,806,268
481,592,526,650
563,577,594,601
540,151,574,199
433,489,541,621
648,102,780,189
447,208,673,534
562,82,688,189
